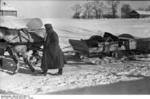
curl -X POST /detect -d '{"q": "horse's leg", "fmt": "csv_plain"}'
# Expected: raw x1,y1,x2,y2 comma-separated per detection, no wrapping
22,48,35,72
6,47,19,73
32,50,41,64
32,50,38,64
23,56,35,72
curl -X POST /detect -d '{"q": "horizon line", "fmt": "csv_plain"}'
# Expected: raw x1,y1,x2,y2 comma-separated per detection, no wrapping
4,0,150,1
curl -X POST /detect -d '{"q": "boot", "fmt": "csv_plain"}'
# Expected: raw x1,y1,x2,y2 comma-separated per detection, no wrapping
58,68,63,75
41,70,47,76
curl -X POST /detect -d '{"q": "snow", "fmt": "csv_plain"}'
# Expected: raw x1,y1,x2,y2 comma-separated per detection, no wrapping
136,10,150,15
0,16,42,29
0,16,29,29
1,18,150,95
1,4,16,11
1,60,150,95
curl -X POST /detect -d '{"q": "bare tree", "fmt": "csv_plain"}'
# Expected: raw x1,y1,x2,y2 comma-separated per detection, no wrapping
83,2,93,18
121,4,132,18
72,4,82,18
107,0,120,18
72,0,119,19
91,1,105,19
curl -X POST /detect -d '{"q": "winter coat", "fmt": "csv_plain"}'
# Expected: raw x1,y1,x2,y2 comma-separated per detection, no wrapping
41,24,64,72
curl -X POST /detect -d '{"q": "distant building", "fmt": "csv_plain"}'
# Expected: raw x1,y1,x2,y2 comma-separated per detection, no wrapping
0,2,17,16
129,10,150,18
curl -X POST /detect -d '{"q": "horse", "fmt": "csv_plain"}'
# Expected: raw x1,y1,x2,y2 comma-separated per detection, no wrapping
21,28,44,64
0,26,44,73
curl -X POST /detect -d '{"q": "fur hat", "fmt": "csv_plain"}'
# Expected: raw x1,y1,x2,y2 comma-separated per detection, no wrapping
44,24,53,29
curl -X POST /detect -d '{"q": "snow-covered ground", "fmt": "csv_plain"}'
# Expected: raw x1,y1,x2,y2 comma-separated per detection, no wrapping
1,17,150,95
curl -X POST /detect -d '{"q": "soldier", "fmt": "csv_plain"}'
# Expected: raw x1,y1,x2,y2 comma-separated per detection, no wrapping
41,24,64,76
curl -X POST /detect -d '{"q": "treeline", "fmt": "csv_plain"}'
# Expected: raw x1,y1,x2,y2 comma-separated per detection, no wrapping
72,0,119,19
72,0,150,19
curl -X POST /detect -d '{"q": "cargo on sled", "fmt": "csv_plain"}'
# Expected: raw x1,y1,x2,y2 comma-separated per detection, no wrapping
69,32,137,58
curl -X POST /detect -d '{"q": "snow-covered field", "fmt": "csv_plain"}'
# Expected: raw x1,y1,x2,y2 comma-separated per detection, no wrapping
42,18,150,49
1,17,150,95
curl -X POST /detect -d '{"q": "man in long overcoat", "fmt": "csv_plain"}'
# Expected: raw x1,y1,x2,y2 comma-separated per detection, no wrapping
41,24,64,75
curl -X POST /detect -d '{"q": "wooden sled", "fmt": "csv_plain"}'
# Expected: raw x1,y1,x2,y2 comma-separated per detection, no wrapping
69,39,119,58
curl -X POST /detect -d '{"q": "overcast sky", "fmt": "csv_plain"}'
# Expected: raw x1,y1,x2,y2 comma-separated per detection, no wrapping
3,0,150,18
